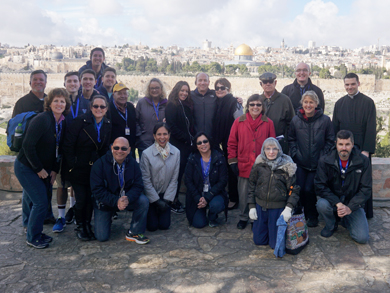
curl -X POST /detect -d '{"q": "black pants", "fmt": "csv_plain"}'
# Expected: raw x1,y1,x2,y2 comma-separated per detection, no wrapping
72,182,93,225
175,144,192,201
296,166,318,220
222,147,239,203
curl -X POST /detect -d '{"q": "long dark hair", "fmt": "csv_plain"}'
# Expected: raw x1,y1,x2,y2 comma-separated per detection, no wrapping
168,81,192,106
192,131,213,153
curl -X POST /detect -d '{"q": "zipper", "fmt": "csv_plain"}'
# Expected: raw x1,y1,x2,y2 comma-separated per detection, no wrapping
83,128,99,165
266,171,274,209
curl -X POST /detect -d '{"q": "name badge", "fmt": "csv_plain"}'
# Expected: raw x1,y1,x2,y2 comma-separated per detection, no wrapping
203,184,209,193
125,127,130,136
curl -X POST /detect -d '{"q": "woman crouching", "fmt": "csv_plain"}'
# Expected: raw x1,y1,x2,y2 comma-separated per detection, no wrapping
248,137,300,249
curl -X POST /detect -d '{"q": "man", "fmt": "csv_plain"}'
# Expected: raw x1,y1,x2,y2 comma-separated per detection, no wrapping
90,137,150,243
79,69,98,101
12,70,47,117
259,72,295,154
281,62,325,112
332,73,376,218
78,47,108,89
315,130,371,244
107,83,136,156
97,67,117,101
52,72,90,233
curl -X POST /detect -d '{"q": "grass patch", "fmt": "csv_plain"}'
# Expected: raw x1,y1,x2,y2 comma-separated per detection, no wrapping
0,134,17,156
0,121,8,129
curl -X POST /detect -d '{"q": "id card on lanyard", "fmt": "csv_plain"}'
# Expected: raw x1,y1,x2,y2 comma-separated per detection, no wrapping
113,102,130,135
201,158,211,193
153,102,160,120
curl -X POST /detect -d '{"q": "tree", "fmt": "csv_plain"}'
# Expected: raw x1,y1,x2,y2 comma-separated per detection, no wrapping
135,57,146,72
159,57,169,73
128,88,139,103
208,62,222,74
319,68,331,79
145,59,158,72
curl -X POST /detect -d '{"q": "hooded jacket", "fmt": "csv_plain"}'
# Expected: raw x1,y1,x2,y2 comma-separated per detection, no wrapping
247,138,300,210
78,60,108,89
314,146,372,212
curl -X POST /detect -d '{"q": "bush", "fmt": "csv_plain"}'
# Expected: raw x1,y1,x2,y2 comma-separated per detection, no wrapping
0,135,17,156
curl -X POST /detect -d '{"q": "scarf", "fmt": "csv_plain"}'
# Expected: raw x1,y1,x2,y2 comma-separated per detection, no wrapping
154,141,170,160
247,112,263,132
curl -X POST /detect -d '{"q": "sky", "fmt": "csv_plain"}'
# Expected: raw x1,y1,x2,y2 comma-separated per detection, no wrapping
0,0,388,49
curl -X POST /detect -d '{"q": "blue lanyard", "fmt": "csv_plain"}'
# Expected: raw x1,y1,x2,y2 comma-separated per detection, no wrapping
94,119,103,143
153,102,160,120
117,164,124,188
70,97,80,119
200,158,211,182
113,102,127,122
339,158,349,186
55,120,63,147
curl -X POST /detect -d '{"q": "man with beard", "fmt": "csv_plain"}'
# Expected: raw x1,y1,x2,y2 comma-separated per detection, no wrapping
314,130,371,243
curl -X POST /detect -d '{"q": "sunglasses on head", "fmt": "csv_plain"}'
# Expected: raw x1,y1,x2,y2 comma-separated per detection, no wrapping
92,105,107,109
215,86,228,91
113,146,128,151
196,139,209,145
261,80,274,84
249,103,262,107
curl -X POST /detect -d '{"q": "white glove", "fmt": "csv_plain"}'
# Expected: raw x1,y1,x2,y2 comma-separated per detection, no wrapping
281,206,293,222
249,208,258,220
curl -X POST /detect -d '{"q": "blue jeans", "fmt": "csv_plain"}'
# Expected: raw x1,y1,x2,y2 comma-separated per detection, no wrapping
15,158,50,242
93,194,149,242
296,167,318,220
252,204,284,249
316,198,369,244
192,195,225,228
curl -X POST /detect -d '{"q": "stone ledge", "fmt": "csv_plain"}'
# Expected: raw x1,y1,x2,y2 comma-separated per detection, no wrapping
0,155,22,192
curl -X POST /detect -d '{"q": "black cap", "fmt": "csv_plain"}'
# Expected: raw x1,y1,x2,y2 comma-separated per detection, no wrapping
259,72,277,82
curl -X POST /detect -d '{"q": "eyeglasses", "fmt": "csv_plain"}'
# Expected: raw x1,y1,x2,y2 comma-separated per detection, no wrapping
92,105,107,109
215,86,228,91
196,139,209,145
150,87,161,90
296,69,309,73
261,80,274,84
113,146,129,151
249,103,262,107
264,147,279,152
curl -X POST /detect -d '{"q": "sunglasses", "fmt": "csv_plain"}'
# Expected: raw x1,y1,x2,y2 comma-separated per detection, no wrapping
92,105,107,109
215,86,228,91
113,146,129,151
196,139,209,145
249,103,262,107
261,80,274,84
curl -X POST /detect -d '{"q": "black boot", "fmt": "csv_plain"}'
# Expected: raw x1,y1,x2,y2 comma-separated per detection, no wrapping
75,223,90,241
85,222,96,240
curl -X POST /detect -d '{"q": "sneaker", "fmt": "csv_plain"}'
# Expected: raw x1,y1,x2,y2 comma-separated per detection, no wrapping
26,238,49,249
65,207,75,224
170,201,185,214
40,233,53,243
113,212,118,220
53,217,66,233
125,231,150,245
209,220,218,228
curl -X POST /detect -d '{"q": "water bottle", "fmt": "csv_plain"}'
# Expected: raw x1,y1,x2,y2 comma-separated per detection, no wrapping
13,123,23,150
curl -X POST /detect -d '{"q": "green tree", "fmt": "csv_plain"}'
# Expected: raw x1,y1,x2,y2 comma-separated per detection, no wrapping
135,57,146,72
208,62,222,74
145,59,158,72
319,68,331,79
159,57,169,73
128,88,139,103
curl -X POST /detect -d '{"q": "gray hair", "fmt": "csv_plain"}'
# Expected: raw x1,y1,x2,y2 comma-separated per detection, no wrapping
300,90,319,106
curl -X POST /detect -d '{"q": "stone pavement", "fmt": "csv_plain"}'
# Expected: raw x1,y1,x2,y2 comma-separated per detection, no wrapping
1,190,390,293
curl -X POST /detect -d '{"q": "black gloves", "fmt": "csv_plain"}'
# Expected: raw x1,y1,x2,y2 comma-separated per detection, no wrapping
154,199,170,213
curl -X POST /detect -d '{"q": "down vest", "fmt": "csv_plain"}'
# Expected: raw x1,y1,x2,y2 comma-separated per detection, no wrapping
288,108,335,171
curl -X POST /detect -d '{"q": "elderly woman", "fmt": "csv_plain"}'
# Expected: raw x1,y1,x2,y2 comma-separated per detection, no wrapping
184,132,228,228
228,94,276,230
248,137,300,249
63,95,112,241
135,78,168,158
15,88,71,249
140,122,180,232
288,90,334,227
212,78,243,210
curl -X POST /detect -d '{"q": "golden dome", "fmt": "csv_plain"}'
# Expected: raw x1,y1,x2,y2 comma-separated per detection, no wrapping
234,44,254,56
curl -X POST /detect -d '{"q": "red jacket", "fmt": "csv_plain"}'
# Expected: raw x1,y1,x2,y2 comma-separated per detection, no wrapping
228,113,275,178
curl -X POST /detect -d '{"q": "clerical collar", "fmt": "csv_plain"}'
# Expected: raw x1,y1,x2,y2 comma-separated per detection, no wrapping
348,91,360,99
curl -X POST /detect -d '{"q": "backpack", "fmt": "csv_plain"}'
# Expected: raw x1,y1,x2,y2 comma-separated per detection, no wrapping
6,111,38,152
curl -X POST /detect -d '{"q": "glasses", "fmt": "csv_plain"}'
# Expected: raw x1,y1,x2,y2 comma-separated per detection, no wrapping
113,146,129,151
296,69,309,73
261,80,274,84
92,105,107,109
264,147,279,152
215,86,228,91
196,140,209,145
150,87,161,90
249,103,262,107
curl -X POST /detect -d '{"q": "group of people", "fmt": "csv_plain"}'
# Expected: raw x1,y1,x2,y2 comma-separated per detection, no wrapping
13,47,375,251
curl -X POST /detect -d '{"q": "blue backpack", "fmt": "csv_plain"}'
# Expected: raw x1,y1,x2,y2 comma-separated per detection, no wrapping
6,111,38,152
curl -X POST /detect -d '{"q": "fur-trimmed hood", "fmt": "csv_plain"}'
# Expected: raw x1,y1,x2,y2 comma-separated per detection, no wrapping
254,154,297,177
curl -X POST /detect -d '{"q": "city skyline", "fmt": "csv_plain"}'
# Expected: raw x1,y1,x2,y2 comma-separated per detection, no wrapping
1,0,389,49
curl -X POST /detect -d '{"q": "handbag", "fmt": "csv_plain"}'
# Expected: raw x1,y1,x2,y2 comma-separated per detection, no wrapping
285,206,309,255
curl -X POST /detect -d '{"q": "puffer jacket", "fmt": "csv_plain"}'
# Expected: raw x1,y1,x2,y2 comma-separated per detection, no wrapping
288,108,335,171
247,155,300,210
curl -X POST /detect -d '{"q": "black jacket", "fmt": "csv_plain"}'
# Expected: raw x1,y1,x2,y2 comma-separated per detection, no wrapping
90,150,144,209
288,108,335,171
12,91,45,118
184,150,228,225
107,100,137,148
281,78,325,112
63,112,111,184
17,111,64,173
314,146,372,212
190,88,217,136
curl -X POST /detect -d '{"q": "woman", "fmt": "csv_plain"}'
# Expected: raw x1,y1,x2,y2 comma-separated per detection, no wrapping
248,137,300,249
135,78,168,158
212,78,243,210
63,95,112,241
184,132,228,228
288,90,334,227
228,94,276,230
15,88,70,249
139,122,180,232
165,81,196,211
